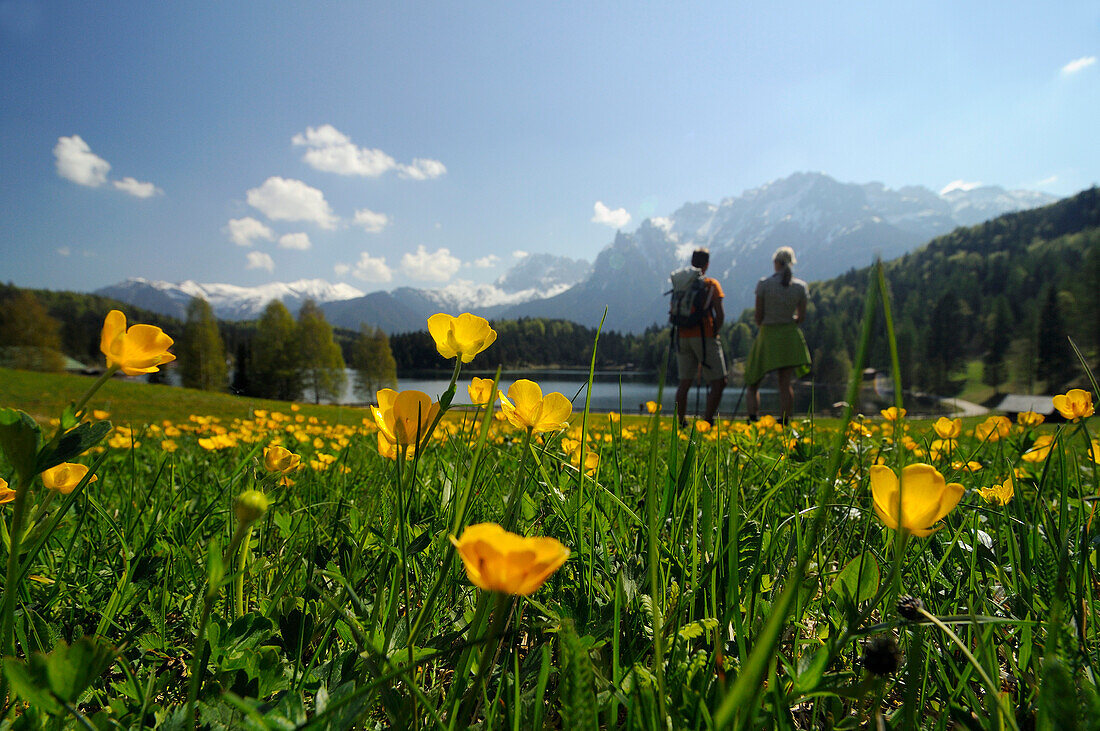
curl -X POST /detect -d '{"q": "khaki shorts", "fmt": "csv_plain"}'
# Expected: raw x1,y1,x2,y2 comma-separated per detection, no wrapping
677,337,727,383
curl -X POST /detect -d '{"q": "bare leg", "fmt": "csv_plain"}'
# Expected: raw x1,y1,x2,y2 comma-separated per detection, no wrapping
675,379,693,423
704,377,727,423
777,367,795,422
746,381,760,420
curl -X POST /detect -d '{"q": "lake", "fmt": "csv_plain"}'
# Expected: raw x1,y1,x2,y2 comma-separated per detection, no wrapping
317,369,833,417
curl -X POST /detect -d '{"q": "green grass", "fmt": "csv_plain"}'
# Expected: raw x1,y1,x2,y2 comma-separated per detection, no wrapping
0,352,1097,729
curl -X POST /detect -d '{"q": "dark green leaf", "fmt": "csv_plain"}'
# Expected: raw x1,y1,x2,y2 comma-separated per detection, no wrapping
36,419,113,473
0,408,41,481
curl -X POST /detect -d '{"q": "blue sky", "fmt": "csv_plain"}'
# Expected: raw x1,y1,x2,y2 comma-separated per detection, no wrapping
2,1,1097,294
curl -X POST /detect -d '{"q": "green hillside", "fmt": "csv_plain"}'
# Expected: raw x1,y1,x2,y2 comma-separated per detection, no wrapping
770,187,1100,395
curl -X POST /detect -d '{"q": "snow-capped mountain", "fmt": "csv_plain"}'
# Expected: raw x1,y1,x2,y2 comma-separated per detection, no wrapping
495,173,1059,332
96,173,1057,333
94,278,365,321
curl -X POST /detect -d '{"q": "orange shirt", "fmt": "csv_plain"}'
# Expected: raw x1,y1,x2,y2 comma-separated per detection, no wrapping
678,277,723,338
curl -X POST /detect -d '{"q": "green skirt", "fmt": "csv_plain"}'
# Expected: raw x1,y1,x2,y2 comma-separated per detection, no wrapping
744,323,811,386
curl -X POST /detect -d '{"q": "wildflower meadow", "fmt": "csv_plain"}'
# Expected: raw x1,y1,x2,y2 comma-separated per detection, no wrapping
1,272,1099,730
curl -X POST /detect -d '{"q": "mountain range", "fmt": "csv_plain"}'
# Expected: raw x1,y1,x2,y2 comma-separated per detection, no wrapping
96,172,1057,334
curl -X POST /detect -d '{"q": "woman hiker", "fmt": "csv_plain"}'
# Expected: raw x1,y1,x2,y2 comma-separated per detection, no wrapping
744,246,812,423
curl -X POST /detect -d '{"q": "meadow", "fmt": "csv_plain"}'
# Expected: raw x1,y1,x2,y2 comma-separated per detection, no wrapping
1,288,1098,730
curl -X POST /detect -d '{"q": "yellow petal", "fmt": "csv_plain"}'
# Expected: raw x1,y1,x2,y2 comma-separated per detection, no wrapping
535,392,573,433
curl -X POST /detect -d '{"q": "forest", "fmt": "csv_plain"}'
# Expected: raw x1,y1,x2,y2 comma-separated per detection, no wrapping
3,187,1098,399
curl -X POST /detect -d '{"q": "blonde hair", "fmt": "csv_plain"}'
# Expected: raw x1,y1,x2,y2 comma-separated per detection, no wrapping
773,247,796,286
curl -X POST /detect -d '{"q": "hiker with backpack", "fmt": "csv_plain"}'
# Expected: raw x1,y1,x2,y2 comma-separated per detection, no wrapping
744,246,812,423
670,248,727,426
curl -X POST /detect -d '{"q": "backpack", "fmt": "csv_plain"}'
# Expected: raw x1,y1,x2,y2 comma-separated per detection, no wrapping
668,267,711,328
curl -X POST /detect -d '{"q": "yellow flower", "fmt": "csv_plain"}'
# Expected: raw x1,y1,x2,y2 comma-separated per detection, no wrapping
695,420,711,433
1087,440,1100,464
880,407,906,421
869,463,964,537
1021,435,1054,463
978,476,1014,506
608,412,621,423
0,478,14,505
99,310,176,376
974,416,1011,443
372,389,440,447
160,439,178,453
449,523,569,596
41,463,97,495
92,409,110,420
468,377,495,406
427,313,498,363
645,400,659,414
1052,389,1094,421
933,417,962,440
264,445,302,474
498,380,572,433
1016,410,1045,428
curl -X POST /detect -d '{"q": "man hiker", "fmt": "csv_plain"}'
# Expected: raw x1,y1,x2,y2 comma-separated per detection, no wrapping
674,248,727,426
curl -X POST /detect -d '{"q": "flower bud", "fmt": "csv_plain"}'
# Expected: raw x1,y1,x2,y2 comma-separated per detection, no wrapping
234,489,269,525
896,595,924,621
862,635,902,677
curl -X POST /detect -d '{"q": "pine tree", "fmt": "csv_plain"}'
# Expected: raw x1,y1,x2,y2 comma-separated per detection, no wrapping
179,298,226,390
1036,286,1075,389
248,301,303,401
297,300,347,404
350,324,397,401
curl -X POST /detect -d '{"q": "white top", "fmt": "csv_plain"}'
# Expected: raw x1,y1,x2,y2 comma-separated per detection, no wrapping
756,273,808,326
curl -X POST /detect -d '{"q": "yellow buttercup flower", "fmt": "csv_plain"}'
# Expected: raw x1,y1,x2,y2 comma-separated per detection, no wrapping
263,445,302,474
1052,389,1094,421
974,416,1011,443
880,407,906,421
869,463,964,537
978,476,1014,506
498,380,572,433
1021,435,1054,463
449,523,569,596
427,313,497,363
933,417,962,440
372,389,440,447
467,377,495,406
695,420,712,433
41,463,97,495
0,478,14,505
645,400,659,414
99,310,176,376
1016,410,1045,428
1087,440,1100,464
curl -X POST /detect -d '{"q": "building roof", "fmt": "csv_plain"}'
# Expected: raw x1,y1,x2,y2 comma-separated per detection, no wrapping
994,394,1055,415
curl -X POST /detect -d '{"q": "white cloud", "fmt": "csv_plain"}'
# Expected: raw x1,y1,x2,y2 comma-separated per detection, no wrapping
225,217,275,247
1035,175,1059,187
292,124,446,180
246,251,275,272
113,176,162,198
398,158,447,180
246,176,338,229
352,251,393,282
651,216,673,232
512,250,529,259
1062,56,1096,75
401,245,462,282
939,179,982,195
333,263,351,276
54,135,110,187
353,207,390,233
57,246,71,257
278,232,312,250
473,254,500,268
592,200,631,228
292,124,395,177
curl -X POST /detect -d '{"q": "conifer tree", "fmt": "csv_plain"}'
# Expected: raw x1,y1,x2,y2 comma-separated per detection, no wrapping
297,300,346,404
1036,286,1075,389
248,300,302,401
350,324,397,401
179,297,226,390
